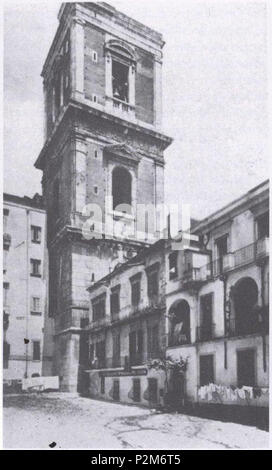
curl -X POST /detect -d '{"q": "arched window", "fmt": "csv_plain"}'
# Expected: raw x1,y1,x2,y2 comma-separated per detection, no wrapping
232,277,259,335
112,167,132,213
169,300,191,346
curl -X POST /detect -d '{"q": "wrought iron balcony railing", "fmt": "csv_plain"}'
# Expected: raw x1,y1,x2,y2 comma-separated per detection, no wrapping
195,237,269,281
168,330,191,347
226,315,268,337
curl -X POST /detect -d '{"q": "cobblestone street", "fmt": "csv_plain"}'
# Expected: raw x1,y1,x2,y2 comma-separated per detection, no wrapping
3,393,269,449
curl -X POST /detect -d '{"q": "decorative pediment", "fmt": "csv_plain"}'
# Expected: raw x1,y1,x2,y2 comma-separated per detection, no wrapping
104,39,136,63
104,143,140,165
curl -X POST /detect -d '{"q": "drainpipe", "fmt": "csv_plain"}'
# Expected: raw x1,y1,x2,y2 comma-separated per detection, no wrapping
25,209,30,378
222,274,228,370
260,260,266,372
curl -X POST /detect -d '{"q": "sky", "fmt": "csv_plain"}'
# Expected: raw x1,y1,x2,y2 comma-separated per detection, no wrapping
4,0,268,219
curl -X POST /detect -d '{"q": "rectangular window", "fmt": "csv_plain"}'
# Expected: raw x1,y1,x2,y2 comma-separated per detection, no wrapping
3,208,9,231
31,296,41,314
89,343,95,365
101,376,105,394
112,333,121,367
92,50,98,62
30,259,41,277
147,269,159,299
110,287,120,316
199,355,214,386
215,235,228,274
129,330,143,366
169,252,178,280
257,212,269,239
3,341,10,369
199,293,213,340
92,295,106,321
3,282,9,305
96,341,106,368
147,324,159,357
237,349,255,387
113,379,120,401
148,378,158,404
33,341,41,361
133,378,141,402
131,279,141,307
3,233,11,251
31,225,41,244
112,60,129,102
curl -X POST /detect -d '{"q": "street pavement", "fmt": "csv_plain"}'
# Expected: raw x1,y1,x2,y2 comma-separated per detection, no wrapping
3,393,269,449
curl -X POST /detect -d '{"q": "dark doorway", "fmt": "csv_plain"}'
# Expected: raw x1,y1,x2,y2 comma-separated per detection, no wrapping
132,378,141,402
215,234,228,274
237,349,255,387
233,277,258,335
112,167,132,212
113,379,120,401
199,293,213,340
199,355,214,386
148,378,158,404
171,371,184,408
169,300,191,346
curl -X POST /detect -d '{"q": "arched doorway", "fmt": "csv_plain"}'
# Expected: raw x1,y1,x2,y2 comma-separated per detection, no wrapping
112,166,132,213
169,299,191,346
233,277,259,334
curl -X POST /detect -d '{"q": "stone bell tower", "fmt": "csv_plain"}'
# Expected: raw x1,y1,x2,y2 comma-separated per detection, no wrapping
35,2,172,391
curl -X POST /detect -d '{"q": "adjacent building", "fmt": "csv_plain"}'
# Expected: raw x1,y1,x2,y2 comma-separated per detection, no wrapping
82,180,269,414
3,193,52,382
166,180,269,410
84,240,166,406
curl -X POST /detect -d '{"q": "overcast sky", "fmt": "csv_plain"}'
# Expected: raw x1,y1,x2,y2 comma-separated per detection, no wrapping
4,0,268,219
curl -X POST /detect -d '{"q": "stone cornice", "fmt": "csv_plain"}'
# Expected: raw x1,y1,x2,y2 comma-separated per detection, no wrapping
48,224,149,252
193,181,269,235
35,101,172,170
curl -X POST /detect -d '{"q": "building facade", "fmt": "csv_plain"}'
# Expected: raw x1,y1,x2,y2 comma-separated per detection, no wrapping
166,180,269,410
83,181,269,412
35,2,172,391
84,240,166,407
3,194,51,382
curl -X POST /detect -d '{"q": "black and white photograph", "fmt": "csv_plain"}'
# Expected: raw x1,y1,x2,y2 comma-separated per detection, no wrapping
2,0,270,451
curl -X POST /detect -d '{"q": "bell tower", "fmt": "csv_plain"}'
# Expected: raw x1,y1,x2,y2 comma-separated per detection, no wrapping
35,2,172,391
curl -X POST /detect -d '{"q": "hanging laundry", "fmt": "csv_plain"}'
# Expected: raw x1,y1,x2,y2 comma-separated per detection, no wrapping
253,387,262,398
237,388,246,400
242,386,253,399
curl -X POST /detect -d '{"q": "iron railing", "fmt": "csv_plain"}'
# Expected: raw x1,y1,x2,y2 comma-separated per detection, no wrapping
187,237,269,284
226,316,268,337
168,330,191,347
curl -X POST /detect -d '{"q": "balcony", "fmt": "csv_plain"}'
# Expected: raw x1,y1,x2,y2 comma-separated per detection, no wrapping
168,330,191,348
182,265,211,286
106,96,135,118
196,323,216,342
226,238,269,272
226,315,268,337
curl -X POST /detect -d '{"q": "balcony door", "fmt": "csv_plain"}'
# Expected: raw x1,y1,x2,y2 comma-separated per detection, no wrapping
199,355,214,386
200,293,213,340
215,234,228,274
